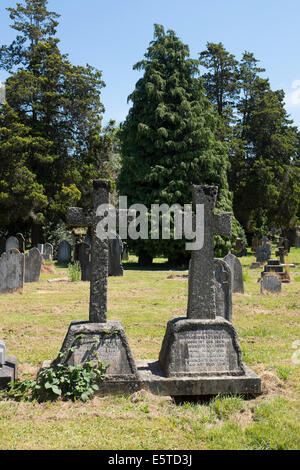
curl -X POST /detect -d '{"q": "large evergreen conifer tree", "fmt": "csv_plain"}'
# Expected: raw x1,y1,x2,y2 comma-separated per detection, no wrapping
118,25,233,264
0,0,106,242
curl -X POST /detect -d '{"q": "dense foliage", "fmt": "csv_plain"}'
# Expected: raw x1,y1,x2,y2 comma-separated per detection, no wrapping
199,43,300,242
118,25,238,264
0,0,108,243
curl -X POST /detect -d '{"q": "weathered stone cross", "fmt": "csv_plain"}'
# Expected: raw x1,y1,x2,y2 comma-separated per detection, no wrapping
67,180,135,323
187,185,232,319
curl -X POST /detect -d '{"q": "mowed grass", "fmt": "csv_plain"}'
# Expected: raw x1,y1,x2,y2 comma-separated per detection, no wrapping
0,248,299,450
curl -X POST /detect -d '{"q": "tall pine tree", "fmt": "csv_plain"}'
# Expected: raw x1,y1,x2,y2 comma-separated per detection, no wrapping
0,0,106,243
199,45,300,241
118,25,233,265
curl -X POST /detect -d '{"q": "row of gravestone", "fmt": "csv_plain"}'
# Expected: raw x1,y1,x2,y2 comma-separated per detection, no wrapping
0,234,25,255
47,238,124,275
0,248,43,294
0,235,54,259
73,234,124,280
0,236,124,295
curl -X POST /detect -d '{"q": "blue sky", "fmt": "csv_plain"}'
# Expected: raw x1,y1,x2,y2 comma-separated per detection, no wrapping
1,0,300,127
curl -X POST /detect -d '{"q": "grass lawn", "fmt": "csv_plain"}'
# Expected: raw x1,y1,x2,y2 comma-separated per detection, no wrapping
0,248,299,450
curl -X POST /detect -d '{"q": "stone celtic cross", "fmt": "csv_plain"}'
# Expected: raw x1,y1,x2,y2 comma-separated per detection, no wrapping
67,180,135,323
187,185,232,319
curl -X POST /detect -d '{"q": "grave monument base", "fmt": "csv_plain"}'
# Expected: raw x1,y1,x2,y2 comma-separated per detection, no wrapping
137,361,261,397
0,356,18,389
41,317,261,397
144,316,261,397
159,317,245,378
50,321,139,387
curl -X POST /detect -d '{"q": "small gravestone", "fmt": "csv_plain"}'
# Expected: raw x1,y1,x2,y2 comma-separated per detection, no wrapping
122,242,129,261
77,242,91,281
277,237,290,252
0,340,18,390
0,341,5,366
0,237,6,256
256,237,272,263
223,252,244,294
214,258,232,322
38,243,53,260
16,233,25,253
5,236,19,252
57,240,72,264
25,248,43,283
251,235,260,253
108,233,124,277
295,229,300,248
260,275,281,294
0,250,24,294
234,238,247,257
43,243,53,260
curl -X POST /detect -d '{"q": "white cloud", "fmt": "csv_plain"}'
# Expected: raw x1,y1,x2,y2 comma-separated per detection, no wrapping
285,80,300,106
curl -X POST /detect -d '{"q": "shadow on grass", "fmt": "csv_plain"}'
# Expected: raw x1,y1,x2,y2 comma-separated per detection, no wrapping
122,262,189,272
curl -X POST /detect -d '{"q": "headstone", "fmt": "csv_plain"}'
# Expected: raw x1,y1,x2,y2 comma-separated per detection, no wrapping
57,240,72,264
157,185,261,396
37,243,44,254
25,248,43,283
48,180,139,392
108,233,124,277
77,242,91,281
122,242,129,261
0,338,18,390
251,235,260,253
260,275,282,294
256,237,272,263
5,236,19,252
223,252,244,294
234,238,247,257
214,258,232,322
0,250,24,294
278,237,290,252
0,340,6,366
38,243,53,260
295,229,300,249
43,243,53,260
16,233,25,253
0,237,6,256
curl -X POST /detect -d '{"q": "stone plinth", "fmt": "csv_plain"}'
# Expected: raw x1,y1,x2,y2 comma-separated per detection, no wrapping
52,321,139,385
137,361,261,397
159,317,245,378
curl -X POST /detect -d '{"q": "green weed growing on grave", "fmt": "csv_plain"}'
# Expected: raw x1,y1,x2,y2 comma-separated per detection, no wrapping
67,262,81,282
276,366,292,381
1,347,108,403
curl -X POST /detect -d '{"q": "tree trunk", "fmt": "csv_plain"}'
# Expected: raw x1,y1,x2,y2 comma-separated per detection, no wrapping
31,221,43,247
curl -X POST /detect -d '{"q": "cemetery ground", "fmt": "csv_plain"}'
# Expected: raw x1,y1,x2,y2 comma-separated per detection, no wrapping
0,250,300,450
